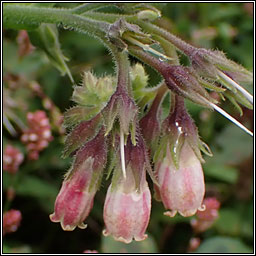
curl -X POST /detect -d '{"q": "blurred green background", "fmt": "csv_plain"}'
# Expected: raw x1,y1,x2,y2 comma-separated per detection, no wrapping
3,3,253,253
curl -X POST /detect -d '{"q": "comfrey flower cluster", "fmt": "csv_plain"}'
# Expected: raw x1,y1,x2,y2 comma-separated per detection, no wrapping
50,7,253,244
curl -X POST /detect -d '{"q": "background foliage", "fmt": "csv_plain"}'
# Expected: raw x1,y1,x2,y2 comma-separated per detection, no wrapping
3,3,253,253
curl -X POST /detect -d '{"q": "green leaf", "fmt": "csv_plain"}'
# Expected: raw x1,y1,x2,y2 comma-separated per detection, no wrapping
215,209,241,236
204,164,239,184
28,24,74,83
3,244,32,254
101,234,158,253
195,236,252,253
206,124,253,166
15,175,59,213
215,206,253,239
15,175,58,199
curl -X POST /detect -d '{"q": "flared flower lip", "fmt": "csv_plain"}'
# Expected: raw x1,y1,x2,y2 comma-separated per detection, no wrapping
103,178,151,244
49,212,88,231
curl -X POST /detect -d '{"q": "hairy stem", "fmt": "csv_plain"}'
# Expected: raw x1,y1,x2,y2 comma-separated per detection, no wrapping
3,4,109,39
149,82,168,116
70,3,115,14
134,20,194,55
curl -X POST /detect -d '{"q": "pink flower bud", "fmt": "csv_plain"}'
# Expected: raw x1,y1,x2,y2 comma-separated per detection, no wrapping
155,141,205,217
3,145,24,174
196,197,220,221
103,173,151,243
21,110,53,160
3,209,22,236
191,197,220,233
83,250,98,253
50,130,107,231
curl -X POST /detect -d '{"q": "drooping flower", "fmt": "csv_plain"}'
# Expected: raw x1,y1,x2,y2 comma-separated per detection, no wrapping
103,135,151,243
154,95,211,217
50,129,107,231
155,141,205,217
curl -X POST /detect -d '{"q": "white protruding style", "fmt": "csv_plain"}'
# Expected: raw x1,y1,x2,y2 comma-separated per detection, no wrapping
120,130,127,179
209,102,253,137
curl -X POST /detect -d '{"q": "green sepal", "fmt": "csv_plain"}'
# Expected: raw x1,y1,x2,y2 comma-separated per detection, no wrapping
63,106,101,128
218,76,237,93
226,90,253,110
153,135,168,163
88,165,104,192
72,72,116,107
105,146,118,181
198,139,213,157
200,78,226,93
224,92,243,116
169,135,185,170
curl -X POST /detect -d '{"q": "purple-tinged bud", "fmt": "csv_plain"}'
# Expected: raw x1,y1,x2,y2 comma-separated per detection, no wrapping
188,48,252,83
140,84,167,154
103,86,138,138
191,197,220,233
160,65,215,108
50,130,107,231
140,107,160,154
62,114,102,158
128,47,217,108
103,136,151,243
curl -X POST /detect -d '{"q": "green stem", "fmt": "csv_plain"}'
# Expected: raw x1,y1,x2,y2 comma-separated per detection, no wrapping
70,3,116,14
152,35,180,65
135,21,194,55
149,82,168,116
113,50,131,93
3,4,109,39
82,11,135,23
82,11,195,56
128,46,167,74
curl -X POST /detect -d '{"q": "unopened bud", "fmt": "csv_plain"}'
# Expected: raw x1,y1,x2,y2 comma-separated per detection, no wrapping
137,9,161,21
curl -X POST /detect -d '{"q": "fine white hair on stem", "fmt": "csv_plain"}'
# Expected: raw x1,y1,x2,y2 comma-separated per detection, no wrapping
208,102,253,137
120,129,127,179
217,70,253,104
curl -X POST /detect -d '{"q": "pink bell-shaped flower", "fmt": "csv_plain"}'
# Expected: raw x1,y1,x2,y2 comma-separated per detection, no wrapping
50,130,107,231
155,141,205,217
154,95,211,217
103,135,151,243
